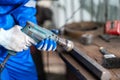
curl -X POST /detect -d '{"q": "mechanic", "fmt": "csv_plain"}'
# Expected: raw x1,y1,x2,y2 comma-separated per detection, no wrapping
0,0,57,80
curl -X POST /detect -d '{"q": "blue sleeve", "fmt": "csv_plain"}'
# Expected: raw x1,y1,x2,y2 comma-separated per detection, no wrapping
0,0,28,5
11,3,37,27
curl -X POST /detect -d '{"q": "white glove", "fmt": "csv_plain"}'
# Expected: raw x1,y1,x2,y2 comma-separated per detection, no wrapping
0,25,36,52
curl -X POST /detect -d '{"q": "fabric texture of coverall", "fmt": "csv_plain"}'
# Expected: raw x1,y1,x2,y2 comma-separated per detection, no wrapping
0,0,38,80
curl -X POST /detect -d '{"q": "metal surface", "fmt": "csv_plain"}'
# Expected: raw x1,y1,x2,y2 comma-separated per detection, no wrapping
99,47,120,69
60,47,112,80
23,21,74,51
102,58,120,69
58,52,87,80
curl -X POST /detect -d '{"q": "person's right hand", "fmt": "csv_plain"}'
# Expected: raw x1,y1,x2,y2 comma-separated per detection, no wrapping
0,25,36,52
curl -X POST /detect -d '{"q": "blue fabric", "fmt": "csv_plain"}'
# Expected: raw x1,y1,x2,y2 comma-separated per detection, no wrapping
1,68,10,80
0,15,15,30
0,0,28,15
0,0,38,80
0,0,28,5
12,6,37,27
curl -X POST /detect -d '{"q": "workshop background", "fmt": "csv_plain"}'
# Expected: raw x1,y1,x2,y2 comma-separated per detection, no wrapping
35,0,120,80
37,0,120,28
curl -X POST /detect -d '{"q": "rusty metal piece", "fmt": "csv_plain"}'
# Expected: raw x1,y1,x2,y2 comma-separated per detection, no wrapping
102,58,120,69
79,33,93,45
62,47,112,80
99,34,119,42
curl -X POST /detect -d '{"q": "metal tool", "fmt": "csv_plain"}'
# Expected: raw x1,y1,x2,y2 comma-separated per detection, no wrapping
99,34,118,42
99,47,120,69
79,33,93,45
22,21,74,51
0,21,74,72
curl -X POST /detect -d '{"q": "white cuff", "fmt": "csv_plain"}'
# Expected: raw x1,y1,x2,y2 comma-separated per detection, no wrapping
24,0,36,8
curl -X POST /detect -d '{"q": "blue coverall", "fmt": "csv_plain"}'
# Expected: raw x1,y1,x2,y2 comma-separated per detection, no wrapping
0,0,38,80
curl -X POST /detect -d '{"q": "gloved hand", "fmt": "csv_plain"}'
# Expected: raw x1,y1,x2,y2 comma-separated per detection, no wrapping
0,25,35,52
35,29,58,51
36,38,57,51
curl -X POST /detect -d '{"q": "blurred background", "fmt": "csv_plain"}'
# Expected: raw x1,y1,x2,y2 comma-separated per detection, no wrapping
37,0,120,28
34,0,120,80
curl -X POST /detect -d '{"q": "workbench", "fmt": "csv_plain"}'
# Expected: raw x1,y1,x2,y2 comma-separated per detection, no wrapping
57,26,120,80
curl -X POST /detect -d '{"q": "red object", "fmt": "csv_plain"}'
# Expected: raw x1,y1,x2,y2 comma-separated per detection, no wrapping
105,20,120,35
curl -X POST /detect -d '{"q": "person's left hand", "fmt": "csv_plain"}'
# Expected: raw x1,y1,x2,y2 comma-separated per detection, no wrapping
35,38,57,51
35,29,59,51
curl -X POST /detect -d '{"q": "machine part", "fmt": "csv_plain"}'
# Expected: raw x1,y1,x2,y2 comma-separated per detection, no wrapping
99,34,120,42
99,47,120,69
79,33,93,45
57,47,99,80
58,51,87,80
99,47,116,59
102,57,120,69
63,47,111,80
99,34,113,42
22,21,74,52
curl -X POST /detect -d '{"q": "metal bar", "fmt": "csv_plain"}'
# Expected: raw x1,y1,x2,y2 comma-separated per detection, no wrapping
60,47,112,80
58,51,87,80
70,47,111,80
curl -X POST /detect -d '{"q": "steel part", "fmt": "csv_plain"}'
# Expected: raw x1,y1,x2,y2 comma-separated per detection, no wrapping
58,52,87,80
99,47,116,58
57,37,74,51
99,47,120,69
22,21,74,51
65,47,111,80
79,33,93,45
99,34,119,42
102,58,120,69
57,47,98,80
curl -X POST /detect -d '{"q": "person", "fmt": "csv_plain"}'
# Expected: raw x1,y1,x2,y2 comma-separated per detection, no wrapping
0,0,57,80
